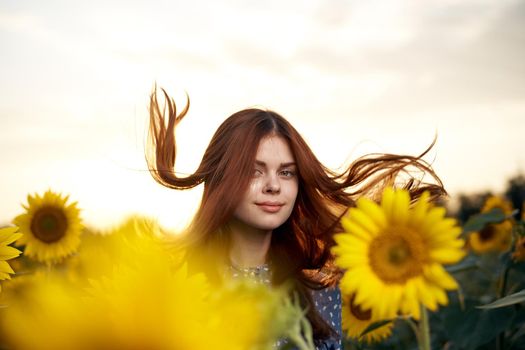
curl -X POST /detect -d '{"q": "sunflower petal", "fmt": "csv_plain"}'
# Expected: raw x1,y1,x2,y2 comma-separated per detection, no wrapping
0,260,15,274
381,188,395,221
409,192,430,227
0,229,22,246
0,246,22,260
357,199,387,229
391,189,410,224
348,208,380,236
341,217,374,241
423,264,458,290
429,248,466,264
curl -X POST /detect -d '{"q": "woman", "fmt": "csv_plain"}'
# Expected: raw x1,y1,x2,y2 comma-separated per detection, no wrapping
146,87,445,349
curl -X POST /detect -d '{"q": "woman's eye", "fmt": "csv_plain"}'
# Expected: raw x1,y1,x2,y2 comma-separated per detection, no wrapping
280,170,296,177
253,169,263,176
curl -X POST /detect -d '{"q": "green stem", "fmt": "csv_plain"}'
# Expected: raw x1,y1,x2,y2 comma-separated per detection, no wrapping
403,316,421,345
498,265,510,298
496,265,511,350
288,333,312,350
287,321,314,350
418,305,431,350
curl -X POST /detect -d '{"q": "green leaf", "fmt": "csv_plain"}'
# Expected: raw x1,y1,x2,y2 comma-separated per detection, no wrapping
477,289,525,309
441,300,515,349
463,208,507,233
469,307,515,348
359,319,392,338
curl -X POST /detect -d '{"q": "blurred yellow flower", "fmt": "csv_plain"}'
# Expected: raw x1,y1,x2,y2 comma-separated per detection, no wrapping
469,196,514,254
1,216,291,350
1,226,209,350
84,263,211,350
341,293,393,343
207,280,297,350
0,226,23,291
68,215,184,285
468,221,513,253
1,272,91,350
13,190,82,264
481,196,513,215
332,188,465,320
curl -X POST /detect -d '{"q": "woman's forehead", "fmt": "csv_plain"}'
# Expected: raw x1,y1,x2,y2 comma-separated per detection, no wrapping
255,135,295,163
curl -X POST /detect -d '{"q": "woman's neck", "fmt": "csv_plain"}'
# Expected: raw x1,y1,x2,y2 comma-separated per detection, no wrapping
227,219,272,268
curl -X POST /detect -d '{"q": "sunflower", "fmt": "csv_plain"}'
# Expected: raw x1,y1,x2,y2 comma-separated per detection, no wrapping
468,196,514,254
341,293,393,343
0,226,23,291
481,196,513,215
332,188,465,320
13,190,82,264
1,221,281,350
468,221,513,253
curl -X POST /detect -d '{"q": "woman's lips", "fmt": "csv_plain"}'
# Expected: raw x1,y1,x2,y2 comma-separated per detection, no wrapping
256,202,283,213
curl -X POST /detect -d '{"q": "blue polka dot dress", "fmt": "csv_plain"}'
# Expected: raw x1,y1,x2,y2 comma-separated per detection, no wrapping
227,265,342,349
311,287,343,350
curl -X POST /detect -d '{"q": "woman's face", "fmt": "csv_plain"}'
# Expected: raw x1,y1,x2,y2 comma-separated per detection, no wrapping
233,135,299,232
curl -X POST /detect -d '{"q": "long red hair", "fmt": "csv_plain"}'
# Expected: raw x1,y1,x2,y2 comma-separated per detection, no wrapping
146,87,446,340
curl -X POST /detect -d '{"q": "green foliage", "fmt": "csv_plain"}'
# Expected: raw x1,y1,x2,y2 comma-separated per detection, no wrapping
455,192,492,224
477,289,525,309
463,208,507,233
439,297,516,349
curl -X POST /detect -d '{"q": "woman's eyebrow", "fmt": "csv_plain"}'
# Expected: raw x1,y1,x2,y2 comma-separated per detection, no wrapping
254,160,296,167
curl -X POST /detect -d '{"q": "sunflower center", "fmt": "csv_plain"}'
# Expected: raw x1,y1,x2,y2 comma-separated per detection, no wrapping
368,226,427,284
479,225,496,242
30,206,68,243
348,294,371,321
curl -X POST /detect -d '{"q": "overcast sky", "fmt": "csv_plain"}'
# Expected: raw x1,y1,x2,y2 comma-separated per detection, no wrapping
1,0,524,230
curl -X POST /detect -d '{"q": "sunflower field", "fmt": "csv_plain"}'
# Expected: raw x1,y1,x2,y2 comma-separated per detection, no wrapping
337,175,525,350
1,177,525,349
1,190,314,350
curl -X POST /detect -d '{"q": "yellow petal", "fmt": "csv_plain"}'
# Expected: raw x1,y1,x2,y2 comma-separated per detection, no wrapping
357,199,387,229
421,207,447,232
333,233,367,251
428,282,448,306
429,248,466,264
0,227,21,244
0,246,22,260
414,277,437,311
427,218,459,239
408,192,430,226
334,254,368,268
341,217,374,241
391,189,410,225
400,280,420,319
0,260,15,274
381,187,395,221
423,264,458,290
348,208,380,236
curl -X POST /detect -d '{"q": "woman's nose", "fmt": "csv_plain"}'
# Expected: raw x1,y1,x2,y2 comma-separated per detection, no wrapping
263,174,280,194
